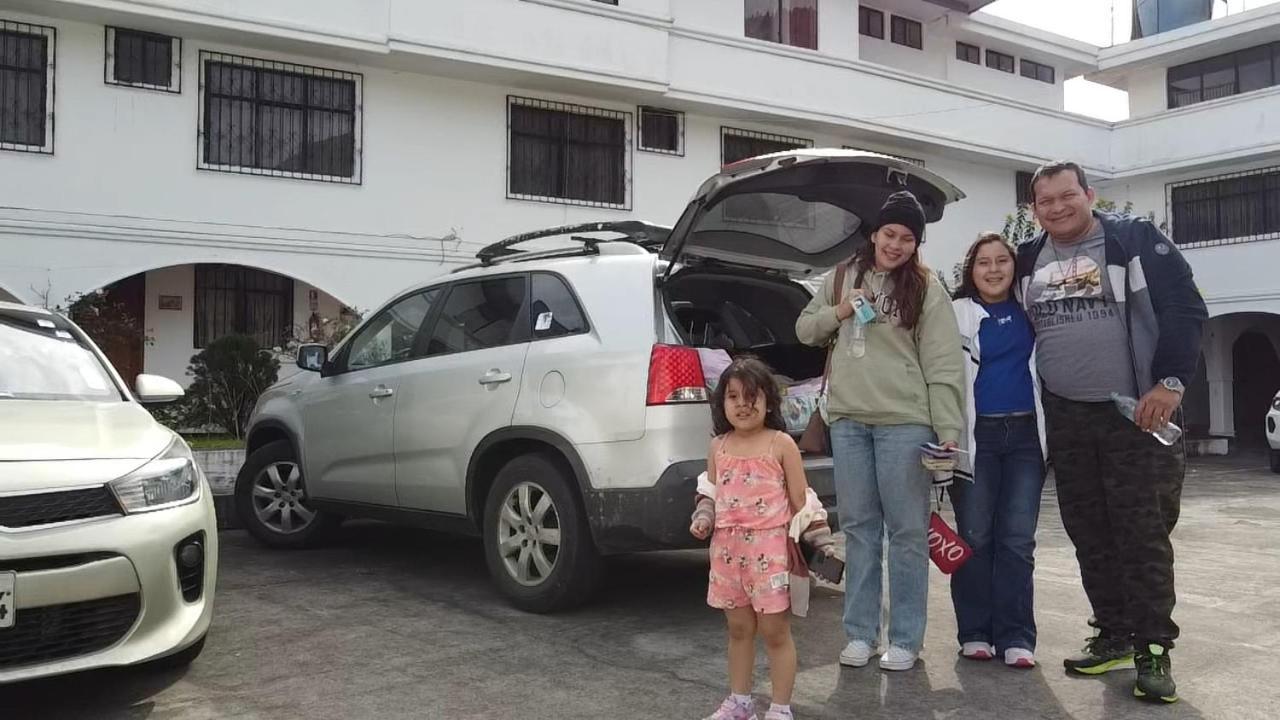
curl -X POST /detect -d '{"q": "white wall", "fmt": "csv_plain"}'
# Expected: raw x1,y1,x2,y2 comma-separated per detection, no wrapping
1125,64,1169,117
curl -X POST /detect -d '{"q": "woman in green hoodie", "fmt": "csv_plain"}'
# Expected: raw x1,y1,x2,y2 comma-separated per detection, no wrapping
796,191,965,672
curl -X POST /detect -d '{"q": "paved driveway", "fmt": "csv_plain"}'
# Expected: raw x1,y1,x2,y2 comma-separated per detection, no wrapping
5,455,1278,719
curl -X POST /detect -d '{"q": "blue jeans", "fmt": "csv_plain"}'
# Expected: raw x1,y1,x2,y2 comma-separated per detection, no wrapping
830,418,934,653
949,415,1046,652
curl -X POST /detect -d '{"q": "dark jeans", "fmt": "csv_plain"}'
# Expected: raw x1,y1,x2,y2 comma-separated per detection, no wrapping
1042,391,1184,648
950,415,1046,652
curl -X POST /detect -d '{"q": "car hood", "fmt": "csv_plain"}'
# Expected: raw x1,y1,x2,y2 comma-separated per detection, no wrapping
0,400,173,462
661,149,964,278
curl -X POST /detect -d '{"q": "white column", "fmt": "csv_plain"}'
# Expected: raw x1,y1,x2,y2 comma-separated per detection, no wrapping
1203,321,1236,438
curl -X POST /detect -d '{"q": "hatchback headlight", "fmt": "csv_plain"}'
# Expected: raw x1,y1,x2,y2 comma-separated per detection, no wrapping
110,437,199,513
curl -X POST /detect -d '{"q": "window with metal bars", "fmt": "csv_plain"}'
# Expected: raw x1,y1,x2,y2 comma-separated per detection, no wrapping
507,96,630,208
722,127,812,166
1020,58,1055,84
986,49,1014,73
1016,170,1035,207
956,41,980,65
1167,42,1279,109
105,27,179,92
638,106,683,156
890,16,922,50
745,0,818,50
1168,166,1280,248
859,7,884,40
0,20,55,154
198,51,361,183
193,265,295,349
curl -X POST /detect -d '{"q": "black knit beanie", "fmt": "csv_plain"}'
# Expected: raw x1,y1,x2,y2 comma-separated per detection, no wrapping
874,191,927,244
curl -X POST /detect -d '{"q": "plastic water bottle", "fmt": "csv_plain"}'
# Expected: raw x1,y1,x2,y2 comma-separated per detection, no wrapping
842,296,875,358
1110,392,1183,446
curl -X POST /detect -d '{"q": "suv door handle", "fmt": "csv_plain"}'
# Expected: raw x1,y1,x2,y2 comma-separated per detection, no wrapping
478,370,512,386
368,385,394,399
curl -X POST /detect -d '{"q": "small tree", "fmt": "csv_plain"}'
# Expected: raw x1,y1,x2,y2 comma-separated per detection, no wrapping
180,335,280,439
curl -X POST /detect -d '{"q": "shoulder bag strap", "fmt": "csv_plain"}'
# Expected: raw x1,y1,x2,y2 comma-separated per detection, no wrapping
819,262,851,395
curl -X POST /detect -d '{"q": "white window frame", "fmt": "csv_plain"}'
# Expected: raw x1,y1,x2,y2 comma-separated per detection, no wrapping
105,26,181,93
0,19,56,155
637,106,684,156
196,50,364,184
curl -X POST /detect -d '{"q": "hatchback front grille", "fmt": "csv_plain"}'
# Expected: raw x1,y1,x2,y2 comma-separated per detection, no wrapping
0,487,123,529
0,594,141,668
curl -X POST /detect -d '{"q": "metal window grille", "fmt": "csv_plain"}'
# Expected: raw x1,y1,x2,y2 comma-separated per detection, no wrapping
197,51,362,184
842,145,925,168
193,264,295,349
1166,41,1278,109
859,7,884,40
1167,166,1280,249
105,27,180,92
722,126,812,166
986,49,1015,73
1020,58,1055,84
507,96,632,209
0,20,55,154
638,106,684,156
1016,170,1035,207
956,42,980,65
890,16,922,50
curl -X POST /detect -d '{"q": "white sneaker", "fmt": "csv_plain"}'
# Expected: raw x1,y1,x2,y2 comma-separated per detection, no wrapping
839,640,874,668
1005,648,1036,668
960,642,995,660
879,645,918,671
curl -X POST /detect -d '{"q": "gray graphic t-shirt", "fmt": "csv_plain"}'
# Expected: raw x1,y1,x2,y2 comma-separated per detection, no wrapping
1028,222,1138,401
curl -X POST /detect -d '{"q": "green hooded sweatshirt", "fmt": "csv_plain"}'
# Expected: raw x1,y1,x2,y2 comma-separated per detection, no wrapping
795,263,966,444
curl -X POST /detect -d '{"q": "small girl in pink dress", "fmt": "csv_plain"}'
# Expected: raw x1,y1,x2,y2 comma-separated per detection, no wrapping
690,357,810,720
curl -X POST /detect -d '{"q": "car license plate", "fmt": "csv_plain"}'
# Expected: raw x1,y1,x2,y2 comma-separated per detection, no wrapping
0,572,13,629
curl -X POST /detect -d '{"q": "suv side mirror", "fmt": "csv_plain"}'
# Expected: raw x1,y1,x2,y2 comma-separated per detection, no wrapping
135,374,185,404
297,344,328,372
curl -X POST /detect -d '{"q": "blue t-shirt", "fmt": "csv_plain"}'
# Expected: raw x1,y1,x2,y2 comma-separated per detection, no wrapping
974,298,1036,415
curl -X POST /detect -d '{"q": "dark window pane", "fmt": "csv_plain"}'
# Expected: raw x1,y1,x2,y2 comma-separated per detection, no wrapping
1016,171,1035,207
509,101,626,205
258,69,305,103
640,108,680,153
891,17,922,49
193,265,294,348
1038,64,1055,83
745,0,780,43
1170,169,1280,246
308,110,355,176
206,62,254,97
428,278,528,356
531,274,587,339
0,30,48,147
113,29,172,87
859,8,884,39
785,0,817,50
956,42,980,64
987,50,1014,73
347,290,437,370
1237,45,1273,93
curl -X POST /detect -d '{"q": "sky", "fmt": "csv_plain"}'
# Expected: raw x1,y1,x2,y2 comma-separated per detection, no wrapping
981,0,1280,121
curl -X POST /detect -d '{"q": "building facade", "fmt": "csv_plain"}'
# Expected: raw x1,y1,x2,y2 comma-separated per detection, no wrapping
1,0,1276,449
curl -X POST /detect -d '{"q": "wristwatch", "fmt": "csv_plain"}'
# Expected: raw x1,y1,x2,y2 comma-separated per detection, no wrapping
1160,377,1185,395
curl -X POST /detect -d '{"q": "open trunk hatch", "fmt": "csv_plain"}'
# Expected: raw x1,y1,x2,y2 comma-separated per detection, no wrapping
661,149,964,279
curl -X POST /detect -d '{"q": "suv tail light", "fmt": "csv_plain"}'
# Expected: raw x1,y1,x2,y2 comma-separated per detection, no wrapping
647,345,708,405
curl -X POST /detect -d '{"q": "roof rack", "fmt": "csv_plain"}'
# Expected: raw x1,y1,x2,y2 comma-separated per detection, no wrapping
473,221,670,266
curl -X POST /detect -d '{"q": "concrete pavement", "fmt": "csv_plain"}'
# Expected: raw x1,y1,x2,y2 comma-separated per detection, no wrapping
4,454,1277,719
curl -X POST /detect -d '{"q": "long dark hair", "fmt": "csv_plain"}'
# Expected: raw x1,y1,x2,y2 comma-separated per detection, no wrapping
853,229,929,330
953,232,1016,301
710,356,787,437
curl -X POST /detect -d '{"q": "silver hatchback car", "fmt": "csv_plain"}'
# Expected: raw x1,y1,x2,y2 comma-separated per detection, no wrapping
238,150,963,612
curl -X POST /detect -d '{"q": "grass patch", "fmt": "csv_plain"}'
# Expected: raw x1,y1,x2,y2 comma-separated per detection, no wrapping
183,434,245,451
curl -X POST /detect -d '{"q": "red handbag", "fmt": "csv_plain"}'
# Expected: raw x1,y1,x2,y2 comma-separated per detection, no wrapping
928,511,972,575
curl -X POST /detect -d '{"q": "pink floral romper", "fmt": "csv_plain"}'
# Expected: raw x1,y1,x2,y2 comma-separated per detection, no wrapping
706,432,794,614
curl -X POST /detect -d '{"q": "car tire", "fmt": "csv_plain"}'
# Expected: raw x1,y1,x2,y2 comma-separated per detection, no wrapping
235,440,340,549
482,452,601,613
1271,449,1280,474
148,634,206,672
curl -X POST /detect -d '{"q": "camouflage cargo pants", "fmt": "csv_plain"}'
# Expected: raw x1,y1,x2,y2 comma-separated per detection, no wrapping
1042,391,1184,647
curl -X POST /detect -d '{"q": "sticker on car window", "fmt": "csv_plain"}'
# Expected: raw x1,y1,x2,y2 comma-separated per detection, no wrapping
535,312,554,332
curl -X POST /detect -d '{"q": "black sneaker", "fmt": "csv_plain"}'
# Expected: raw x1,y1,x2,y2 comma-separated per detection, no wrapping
1134,643,1178,704
1063,633,1135,675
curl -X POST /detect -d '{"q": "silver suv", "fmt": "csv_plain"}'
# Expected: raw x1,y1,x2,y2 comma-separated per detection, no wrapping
236,150,962,612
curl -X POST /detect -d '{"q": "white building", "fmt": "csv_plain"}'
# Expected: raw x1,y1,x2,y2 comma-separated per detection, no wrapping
0,0,1276,450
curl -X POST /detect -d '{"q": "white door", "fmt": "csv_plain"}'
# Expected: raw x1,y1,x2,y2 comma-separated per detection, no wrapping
300,289,440,505
394,275,530,514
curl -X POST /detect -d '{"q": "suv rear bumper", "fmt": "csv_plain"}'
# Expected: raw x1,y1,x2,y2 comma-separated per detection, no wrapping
582,457,836,555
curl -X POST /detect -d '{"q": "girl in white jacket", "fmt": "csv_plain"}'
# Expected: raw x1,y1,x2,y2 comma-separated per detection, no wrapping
950,232,1047,668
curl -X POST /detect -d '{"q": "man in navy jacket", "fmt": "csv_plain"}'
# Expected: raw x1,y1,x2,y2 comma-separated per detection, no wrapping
1016,161,1207,705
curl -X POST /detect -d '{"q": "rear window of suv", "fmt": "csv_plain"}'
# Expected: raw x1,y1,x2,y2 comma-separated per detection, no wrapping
530,273,588,340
